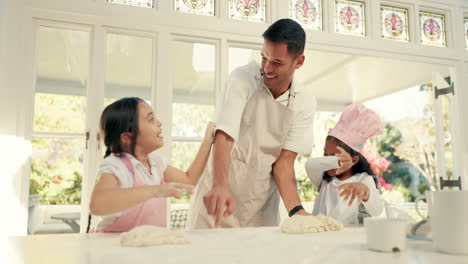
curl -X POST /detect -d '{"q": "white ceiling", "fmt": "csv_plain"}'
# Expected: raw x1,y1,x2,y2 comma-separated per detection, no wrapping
296,49,449,110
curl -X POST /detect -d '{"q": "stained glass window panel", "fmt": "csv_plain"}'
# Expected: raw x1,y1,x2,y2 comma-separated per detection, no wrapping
464,18,468,49
335,0,365,37
290,0,322,31
229,0,265,23
381,6,409,42
175,0,214,16
419,12,446,47
109,0,153,8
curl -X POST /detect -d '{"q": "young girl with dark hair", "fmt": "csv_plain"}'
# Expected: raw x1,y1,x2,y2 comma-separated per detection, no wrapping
88,97,214,232
305,103,385,225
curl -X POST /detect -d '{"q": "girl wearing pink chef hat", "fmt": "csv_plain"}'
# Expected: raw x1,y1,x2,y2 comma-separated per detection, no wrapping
305,103,385,225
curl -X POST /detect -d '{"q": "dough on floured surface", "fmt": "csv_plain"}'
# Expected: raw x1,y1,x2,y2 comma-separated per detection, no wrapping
281,214,344,234
120,225,191,247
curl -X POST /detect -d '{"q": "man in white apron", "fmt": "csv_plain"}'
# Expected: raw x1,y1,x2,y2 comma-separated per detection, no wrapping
188,18,316,229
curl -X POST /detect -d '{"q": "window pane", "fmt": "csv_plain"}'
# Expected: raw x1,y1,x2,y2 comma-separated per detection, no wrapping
440,95,454,180
229,0,265,23
365,85,437,199
33,94,86,133
175,0,214,16
295,111,339,201
172,104,213,137
335,0,366,37
105,33,153,104
290,0,323,31
464,18,468,49
381,6,409,42
170,141,201,203
34,26,89,133
172,41,215,137
228,47,261,74
30,137,85,205
170,141,201,171
419,12,446,47
109,0,153,8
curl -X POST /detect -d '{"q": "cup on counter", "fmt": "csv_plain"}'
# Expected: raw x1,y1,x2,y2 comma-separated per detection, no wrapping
410,191,432,236
414,190,432,220
430,190,468,255
364,217,407,253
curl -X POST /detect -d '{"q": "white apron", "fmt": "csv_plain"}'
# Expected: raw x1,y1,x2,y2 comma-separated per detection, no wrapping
188,75,295,229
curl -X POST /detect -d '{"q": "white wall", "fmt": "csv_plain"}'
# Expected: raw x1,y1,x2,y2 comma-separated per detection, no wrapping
0,0,31,236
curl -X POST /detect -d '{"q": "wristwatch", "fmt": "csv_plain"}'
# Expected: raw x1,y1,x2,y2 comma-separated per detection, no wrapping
288,205,304,217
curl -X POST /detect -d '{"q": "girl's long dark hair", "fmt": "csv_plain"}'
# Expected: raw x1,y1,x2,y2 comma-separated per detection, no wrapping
323,136,380,189
100,97,143,158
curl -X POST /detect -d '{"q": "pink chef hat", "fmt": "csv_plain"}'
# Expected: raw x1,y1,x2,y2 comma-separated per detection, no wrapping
328,103,383,153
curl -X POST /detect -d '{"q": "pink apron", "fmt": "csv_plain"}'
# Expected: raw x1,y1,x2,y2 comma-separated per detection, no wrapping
91,154,167,233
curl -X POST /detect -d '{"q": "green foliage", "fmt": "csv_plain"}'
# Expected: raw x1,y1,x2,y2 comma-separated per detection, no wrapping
371,123,403,164
418,183,430,195
30,93,85,205
33,93,86,133
29,137,84,205
296,175,318,201
392,184,413,202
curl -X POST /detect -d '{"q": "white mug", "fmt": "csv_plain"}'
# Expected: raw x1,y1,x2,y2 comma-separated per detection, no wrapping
364,217,407,252
429,190,468,255
414,191,432,220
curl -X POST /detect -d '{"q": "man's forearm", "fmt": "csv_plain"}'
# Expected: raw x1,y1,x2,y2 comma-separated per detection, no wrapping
212,130,234,187
273,153,302,212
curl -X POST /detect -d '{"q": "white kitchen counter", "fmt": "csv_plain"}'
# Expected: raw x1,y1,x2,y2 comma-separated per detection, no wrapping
3,226,468,264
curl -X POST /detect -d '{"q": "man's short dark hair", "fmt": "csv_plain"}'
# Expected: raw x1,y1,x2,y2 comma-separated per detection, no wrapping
262,18,306,57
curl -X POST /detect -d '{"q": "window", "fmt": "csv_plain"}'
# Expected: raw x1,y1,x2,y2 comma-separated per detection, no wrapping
381,6,409,42
175,0,215,16
228,46,261,73
104,33,154,106
31,26,90,205
229,0,266,23
290,0,322,31
171,41,216,202
464,18,468,49
334,0,366,37
109,0,154,8
365,85,441,200
419,11,446,47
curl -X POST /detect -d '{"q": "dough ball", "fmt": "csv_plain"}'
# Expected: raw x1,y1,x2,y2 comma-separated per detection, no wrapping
281,214,344,234
120,225,191,247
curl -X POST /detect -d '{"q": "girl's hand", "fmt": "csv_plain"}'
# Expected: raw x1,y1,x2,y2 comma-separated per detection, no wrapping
334,146,353,175
337,182,370,206
152,182,194,198
203,122,216,144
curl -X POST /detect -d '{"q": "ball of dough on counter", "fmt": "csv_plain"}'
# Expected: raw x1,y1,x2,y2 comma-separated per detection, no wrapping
281,214,344,234
120,225,191,247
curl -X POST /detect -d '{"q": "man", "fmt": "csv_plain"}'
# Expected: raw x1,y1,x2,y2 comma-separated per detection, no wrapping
188,18,316,229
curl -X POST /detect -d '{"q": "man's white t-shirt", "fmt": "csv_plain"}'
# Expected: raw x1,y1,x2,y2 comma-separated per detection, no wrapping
214,60,316,155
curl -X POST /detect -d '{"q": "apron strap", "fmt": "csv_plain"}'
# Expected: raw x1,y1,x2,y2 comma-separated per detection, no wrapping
286,80,296,109
121,154,144,186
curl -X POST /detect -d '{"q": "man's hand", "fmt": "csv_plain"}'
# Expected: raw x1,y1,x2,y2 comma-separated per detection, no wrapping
338,182,370,206
203,184,235,227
